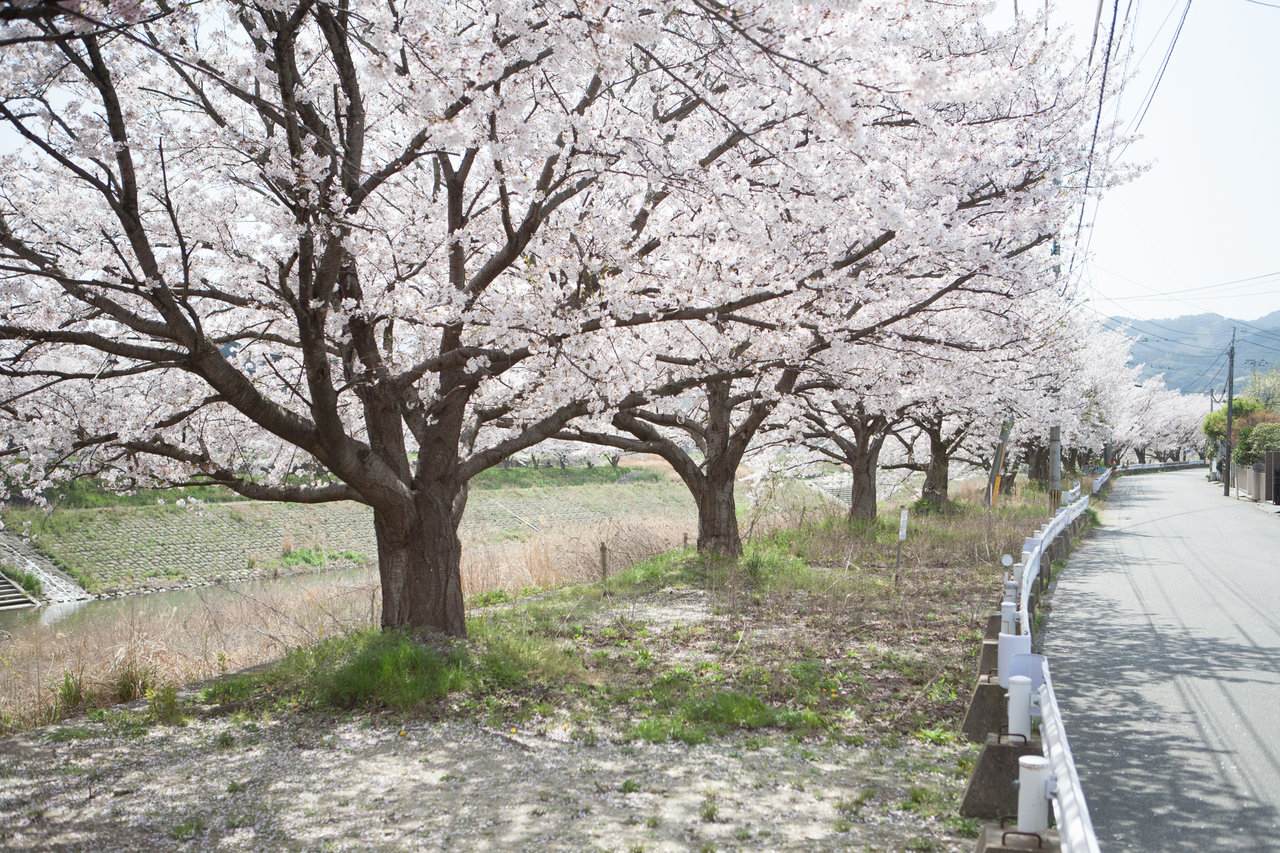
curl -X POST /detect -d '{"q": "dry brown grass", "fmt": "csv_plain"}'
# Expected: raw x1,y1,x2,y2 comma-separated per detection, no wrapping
0,573,382,731
461,517,694,598
793,483,1050,574
0,513,694,733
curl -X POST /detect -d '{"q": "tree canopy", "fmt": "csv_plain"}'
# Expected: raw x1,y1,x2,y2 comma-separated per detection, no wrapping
0,0,1142,633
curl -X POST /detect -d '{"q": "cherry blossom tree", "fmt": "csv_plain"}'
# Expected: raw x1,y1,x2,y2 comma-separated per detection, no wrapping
551,6,1108,549
0,0,851,633
0,0,1110,631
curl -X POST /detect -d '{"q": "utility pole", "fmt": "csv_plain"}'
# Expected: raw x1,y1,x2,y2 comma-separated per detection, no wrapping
1049,425,1062,509
986,418,1014,507
1224,329,1236,498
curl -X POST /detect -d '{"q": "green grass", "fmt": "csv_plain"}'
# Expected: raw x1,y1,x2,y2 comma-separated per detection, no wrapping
169,815,206,841
0,563,42,597
206,624,587,715
470,466,660,489
86,708,150,739
42,725,94,743
198,673,260,706
672,689,819,736
147,683,186,725
36,478,246,508
53,670,88,715
270,547,367,570
110,658,157,703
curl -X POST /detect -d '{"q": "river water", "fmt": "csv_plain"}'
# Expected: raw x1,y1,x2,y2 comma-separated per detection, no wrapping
0,564,378,638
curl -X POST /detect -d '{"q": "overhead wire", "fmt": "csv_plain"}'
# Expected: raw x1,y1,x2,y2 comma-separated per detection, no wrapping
1084,258,1280,323
1070,0,1123,273
1070,0,1192,306
1076,303,1226,352
1124,0,1193,139
1180,346,1230,390
1074,0,1140,290
1100,268,1280,300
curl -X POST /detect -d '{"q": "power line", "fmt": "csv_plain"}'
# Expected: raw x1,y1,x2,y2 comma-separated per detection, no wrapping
1075,303,1227,354
1127,0,1193,138
1100,268,1280,299
1070,0,1123,273
1084,260,1280,324
1181,346,1230,390
1106,320,1234,351
1234,332,1280,355
1232,320,1280,342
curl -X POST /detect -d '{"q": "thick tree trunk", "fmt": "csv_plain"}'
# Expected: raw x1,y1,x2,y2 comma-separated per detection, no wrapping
921,429,949,505
1027,445,1049,482
372,491,467,636
1135,447,1148,465
848,435,885,522
692,474,742,555
999,466,1018,495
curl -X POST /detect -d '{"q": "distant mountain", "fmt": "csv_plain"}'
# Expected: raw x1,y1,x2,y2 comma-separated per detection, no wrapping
1103,311,1280,396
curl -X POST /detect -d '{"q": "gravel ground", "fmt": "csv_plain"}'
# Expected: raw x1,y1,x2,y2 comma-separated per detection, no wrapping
0,707,973,852
0,576,984,853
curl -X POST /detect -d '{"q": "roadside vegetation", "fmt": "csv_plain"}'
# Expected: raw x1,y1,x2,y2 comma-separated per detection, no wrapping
201,487,1042,743
0,477,1072,852
1,480,1052,738
0,564,42,599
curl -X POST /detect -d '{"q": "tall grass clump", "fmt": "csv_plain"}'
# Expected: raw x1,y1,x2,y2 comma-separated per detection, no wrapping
0,563,43,597
240,623,585,712
320,630,471,708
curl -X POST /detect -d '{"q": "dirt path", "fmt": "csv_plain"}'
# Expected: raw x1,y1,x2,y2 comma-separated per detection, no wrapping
0,710,971,852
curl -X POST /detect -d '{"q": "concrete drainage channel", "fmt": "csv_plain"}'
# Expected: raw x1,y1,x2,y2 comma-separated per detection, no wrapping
956,480,1104,853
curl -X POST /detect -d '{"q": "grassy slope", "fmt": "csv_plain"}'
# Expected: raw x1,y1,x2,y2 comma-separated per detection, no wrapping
1,488,1065,850
194,496,1048,811
0,469,834,596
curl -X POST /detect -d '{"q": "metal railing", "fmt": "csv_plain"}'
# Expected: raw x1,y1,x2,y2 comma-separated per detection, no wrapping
1114,460,1206,473
1017,492,1088,636
1003,489,1099,853
1038,660,1101,853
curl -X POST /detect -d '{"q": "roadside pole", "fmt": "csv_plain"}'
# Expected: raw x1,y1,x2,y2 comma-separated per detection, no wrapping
1224,329,1236,498
986,418,1014,508
1049,425,1062,509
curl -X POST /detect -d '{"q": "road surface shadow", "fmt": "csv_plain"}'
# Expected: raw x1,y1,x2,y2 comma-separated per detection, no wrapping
1044,543,1280,850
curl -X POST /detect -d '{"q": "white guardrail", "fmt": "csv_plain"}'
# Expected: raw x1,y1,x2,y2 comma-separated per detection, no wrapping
1092,460,1205,496
1003,485,1101,853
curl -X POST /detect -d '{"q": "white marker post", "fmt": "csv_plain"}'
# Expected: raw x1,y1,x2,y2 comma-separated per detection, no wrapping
894,508,908,585
1017,755,1052,833
1007,675,1032,740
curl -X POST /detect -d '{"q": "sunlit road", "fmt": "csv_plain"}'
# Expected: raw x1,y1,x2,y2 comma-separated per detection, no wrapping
1041,469,1280,852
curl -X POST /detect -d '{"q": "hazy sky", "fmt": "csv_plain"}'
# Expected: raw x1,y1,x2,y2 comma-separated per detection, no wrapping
1053,0,1280,323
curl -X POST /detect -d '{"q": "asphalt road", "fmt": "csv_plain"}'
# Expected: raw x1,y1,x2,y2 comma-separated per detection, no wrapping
1041,469,1280,852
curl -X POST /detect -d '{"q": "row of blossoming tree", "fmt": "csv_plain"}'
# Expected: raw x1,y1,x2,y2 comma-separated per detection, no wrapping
0,0,1200,634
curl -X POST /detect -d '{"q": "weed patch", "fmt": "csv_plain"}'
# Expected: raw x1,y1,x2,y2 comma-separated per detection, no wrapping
0,563,42,597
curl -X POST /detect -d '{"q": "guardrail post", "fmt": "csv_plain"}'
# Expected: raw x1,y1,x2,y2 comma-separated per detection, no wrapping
1017,755,1051,833
997,632,1031,687
966,492,1098,853
1000,601,1017,636
1007,675,1032,740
